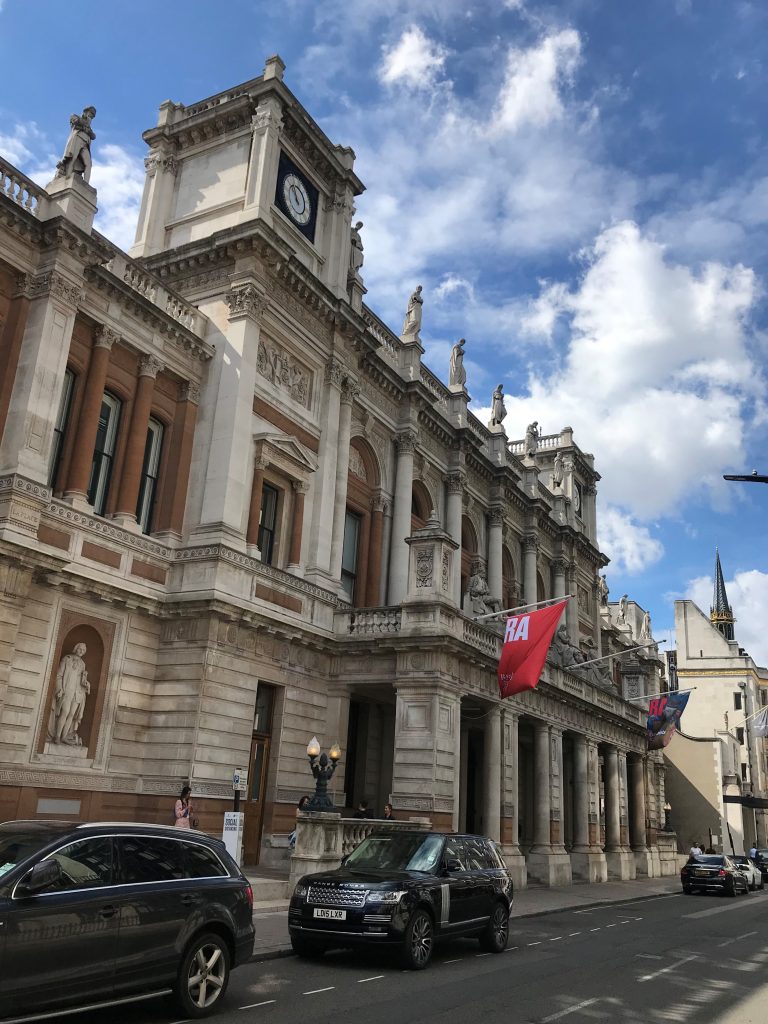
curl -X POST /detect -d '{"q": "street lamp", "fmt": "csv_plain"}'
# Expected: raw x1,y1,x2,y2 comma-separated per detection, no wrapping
306,736,341,812
663,802,672,832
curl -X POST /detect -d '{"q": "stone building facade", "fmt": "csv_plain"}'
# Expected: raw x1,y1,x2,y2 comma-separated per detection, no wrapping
0,57,669,885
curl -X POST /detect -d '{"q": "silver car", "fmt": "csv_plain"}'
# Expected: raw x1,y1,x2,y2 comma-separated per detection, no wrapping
732,855,764,891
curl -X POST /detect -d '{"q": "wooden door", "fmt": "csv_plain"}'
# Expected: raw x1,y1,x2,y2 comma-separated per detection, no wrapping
242,684,276,866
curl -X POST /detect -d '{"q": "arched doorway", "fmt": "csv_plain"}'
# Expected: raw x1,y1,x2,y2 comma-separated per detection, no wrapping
411,480,432,531
342,437,382,606
502,545,518,611
461,515,478,605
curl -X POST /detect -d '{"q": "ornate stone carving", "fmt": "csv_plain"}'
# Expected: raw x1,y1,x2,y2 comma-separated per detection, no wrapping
340,376,360,405
144,152,177,176
252,106,283,133
445,472,465,495
415,548,433,588
395,431,417,457
256,339,310,407
449,339,466,388
28,271,83,307
138,354,164,379
401,285,423,338
94,325,119,350
227,283,268,321
552,557,567,576
525,421,539,456
523,533,539,553
349,221,364,274
442,551,450,591
181,381,201,404
488,506,504,528
490,384,507,426
48,643,90,746
324,358,344,388
349,447,367,480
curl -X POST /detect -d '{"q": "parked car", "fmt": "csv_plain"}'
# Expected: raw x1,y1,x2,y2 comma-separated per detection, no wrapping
0,820,254,1021
731,855,764,891
289,830,513,969
681,854,750,896
751,848,768,881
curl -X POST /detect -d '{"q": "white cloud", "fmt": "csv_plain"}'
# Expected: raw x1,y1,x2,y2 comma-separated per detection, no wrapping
379,25,448,90
597,505,664,573
90,144,144,251
687,569,768,666
434,274,475,301
0,122,46,167
493,29,581,132
506,221,761,521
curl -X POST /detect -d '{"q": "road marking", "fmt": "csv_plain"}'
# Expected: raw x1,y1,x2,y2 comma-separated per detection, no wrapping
303,987,335,995
506,946,519,952
568,931,582,937
636,954,662,960
357,976,385,983
685,901,764,919
639,954,698,983
590,927,601,932
605,923,617,928
737,930,758,939
719,929,759,947
528,941,542,946
549,936,563,942
541,997,600,1021
476,952,492,957
444,958,462,964
239,1001,276,1010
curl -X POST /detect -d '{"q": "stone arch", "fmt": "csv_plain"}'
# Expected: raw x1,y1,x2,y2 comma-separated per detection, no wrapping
411,479,432,531
349,435,381,489
346,436,385,607
537,569,548,604
502,545,519,611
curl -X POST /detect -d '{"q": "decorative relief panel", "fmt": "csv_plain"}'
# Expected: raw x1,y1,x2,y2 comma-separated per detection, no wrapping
257,339,311,407
416,548,433,588
349,447,367,480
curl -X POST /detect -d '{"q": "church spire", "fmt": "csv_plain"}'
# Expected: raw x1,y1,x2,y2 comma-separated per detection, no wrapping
710,548,735,641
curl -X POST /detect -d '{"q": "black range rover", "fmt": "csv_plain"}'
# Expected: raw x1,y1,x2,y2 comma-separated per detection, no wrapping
289,830,513,969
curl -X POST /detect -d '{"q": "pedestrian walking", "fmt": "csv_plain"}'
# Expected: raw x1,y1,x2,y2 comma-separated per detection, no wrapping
174,785,195,828
353,799,373,819
749,843,758,859
381,803,395,821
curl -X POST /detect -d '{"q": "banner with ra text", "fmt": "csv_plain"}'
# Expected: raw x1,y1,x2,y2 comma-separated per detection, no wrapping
497,599,569,699
646,691,690,749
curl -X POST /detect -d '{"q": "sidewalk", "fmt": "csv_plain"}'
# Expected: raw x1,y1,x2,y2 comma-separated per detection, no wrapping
250,875,680,960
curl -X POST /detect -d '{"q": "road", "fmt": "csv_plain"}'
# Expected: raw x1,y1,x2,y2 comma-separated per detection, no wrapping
80,890,768,1024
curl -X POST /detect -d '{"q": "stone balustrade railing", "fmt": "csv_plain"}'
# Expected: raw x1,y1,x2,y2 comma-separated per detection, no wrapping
346,607,402,635
103,248,203,338
509,431,562,456
468,412,491,442
462,617,501,657
362,307,401,362
340,817,432,856
0,157,44,217
420,367,449,410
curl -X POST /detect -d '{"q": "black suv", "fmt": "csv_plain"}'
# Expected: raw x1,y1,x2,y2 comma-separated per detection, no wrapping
289,830,513,969
0,820,254,1021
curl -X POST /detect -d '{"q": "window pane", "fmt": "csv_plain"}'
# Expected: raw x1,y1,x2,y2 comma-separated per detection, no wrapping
44,838,113,892
444,838,467,871
250,741,266,801
463,838,489,871
118,835,185,883
185,844,228,879
48,369,74,488
136,418,164,533
254,685,275,734
258,484,279,564
341,511,360,573
88,393,121,515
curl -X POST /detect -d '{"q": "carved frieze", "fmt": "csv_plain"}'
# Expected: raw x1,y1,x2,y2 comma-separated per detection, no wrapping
28,271,84,308
257,339,310,407
416,548,433,588
227,283,268,322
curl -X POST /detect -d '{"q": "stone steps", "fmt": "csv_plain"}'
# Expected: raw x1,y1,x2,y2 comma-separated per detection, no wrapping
247,874,291,902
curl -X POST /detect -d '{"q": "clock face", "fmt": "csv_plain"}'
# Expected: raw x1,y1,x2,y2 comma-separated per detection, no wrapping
282,173,312,226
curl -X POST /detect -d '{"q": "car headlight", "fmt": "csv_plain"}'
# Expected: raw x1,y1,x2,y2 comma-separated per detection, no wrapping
367,890,407,904
294,884,308,898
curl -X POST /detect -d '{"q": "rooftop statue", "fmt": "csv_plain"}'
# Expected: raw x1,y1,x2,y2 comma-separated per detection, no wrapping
401,285,423,337
55,106,97,183
552,450,564,487
598,574,609,607
449,338,467,388
490,384,507,426
525,421,539,456
349,221,364,274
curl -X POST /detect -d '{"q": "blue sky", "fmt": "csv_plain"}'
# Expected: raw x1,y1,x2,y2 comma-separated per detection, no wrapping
2,0,767,660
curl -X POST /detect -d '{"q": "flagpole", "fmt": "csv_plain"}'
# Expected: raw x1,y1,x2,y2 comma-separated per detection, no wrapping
473,594,573,623
569,639,666,672
626,686,696,703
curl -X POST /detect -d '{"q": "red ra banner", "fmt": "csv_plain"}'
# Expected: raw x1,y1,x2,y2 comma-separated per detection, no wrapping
497,599,569,699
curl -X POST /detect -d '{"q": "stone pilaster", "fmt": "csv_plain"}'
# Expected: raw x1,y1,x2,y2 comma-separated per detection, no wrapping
130,148,179,258
444,472,464,603
388,431,416,604
501,707,527,888
329,376,358,585
306,358,343,585
571,734,607,882
483,706,502,843
0,557,34,719
487,506,504,605
523,533,538,607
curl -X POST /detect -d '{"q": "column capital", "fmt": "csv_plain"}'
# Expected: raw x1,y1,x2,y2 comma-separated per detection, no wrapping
523,532,539,553
28,270,84,307
551,556,567,575
371,492,388,514
292,479,310,494
138,354,164,379
324,357,344,388
444,471,465,494
340,375,360,405
395,430,418,457
227,281,268,322
180,380,201,405
251,100,284,134
94,325,120,350
487,505,504,527
144,151,178,177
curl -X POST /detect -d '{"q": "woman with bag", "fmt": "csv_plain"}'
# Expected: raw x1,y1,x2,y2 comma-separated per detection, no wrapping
174,785,196,828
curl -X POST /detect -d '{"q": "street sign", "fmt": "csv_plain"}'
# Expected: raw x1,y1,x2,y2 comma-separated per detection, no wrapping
232,767,248,793
222,810,244,864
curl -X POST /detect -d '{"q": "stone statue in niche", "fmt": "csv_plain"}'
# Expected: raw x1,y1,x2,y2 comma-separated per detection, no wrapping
402,285,423,337
449,338,467,388
465,562,501,615
256,340,309,406
598,574,609,606
350,221,364,275
48,643,90,746
55,107,97,182
552,451,564,487
490,384,507,427
525,421,539,456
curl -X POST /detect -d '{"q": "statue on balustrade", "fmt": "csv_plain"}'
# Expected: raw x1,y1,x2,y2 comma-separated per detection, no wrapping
55,107,97,183
640,610,652,641
48,643,90,746
449,338,467,388
598,574,609,607
402,285,423,337
349,221,364,275
525,421,539,456
618,593,628,625
465,562,501,616
490,384,507,427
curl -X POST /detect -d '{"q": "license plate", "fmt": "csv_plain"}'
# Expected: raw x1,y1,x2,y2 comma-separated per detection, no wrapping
313,908,346,920
695,869,708,876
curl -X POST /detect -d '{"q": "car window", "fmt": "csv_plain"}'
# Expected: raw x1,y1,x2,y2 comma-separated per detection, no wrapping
185,843,228,879
40,838,113,892
345,833,443,873
690,855,724,865
0,827,69,879
444,838,467,871
119,836,185,883
463,839,489,870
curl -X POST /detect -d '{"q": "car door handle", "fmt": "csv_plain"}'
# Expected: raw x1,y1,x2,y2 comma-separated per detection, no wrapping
99,904,117,919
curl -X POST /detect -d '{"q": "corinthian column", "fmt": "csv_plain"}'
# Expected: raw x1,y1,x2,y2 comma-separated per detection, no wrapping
329,377,358,582
388,431,416,604
487,507,504,605
444,472,464,603
523,534,538,606
64,326,117,500
114,354,163,523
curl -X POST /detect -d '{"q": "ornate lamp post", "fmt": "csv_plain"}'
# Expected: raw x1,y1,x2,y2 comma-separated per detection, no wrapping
663,801,672,832
305,736,341,812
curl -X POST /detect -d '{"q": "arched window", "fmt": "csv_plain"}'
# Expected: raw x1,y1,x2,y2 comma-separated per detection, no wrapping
411,481,431,532
461,515,479,605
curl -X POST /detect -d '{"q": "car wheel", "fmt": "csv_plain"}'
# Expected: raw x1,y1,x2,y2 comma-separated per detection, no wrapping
291,935,326,959
479,902,510,953
761,877,765,891
174,931,230,1019
401,908,434,970
750,878,757,891
682,885,693,895
726,879,736,897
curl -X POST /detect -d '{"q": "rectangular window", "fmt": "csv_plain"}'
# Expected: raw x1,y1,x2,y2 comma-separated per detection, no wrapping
734,692,742,711
258,483,279,565
48,368,74,488
136,417,164,534
737,727,745,746
87,392,121,515
741,763,748,782
254,684,276,735
340,510,361,603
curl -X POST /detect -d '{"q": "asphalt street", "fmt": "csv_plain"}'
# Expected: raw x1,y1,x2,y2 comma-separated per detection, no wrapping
76,890,768,1024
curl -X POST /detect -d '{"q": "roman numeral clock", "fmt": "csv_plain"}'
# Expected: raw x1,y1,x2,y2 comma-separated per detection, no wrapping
274,152,319,243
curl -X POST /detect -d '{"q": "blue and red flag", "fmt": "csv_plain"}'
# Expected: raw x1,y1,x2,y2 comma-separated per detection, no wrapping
646,691,690,749
497,599,568,698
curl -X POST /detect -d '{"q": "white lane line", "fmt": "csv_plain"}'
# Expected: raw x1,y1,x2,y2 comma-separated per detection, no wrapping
568,931,582,937
541,997,600,1022
239,1000,277,1010
636,954,662,960
590,927,601,932
476,952,492,957
685,901,764,919
528,941,542,946
737,930,758,940
357,976,385,983
303,987,335,995
549,936,563,942
605,923,617,928
444,958,462,964
639,954,698,983
507,946,519,951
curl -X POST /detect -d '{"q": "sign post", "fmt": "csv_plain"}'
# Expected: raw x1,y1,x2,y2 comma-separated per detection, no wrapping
222,767,248,865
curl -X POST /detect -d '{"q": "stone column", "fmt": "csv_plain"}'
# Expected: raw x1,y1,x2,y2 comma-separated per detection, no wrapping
531,721,551,851
570,734,606,881
0,269,83,482
604,746,621,853
566,562,579,644
629,755,653,877
388,431,416,604
444,472,464,604
487,507,504,605
552,557,567,600
528,720,571,886
483,706,502,843
572,734,589,852
154,380,199,537
63,326,118,502
329,378,357,582
0,278,31,442
245,455,268,551
306,359,343,584
523,534,538,607
365,494,386,606
501,708,526,888
287,481,309,570
113,355,163,524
